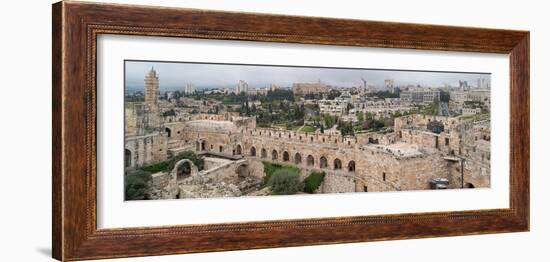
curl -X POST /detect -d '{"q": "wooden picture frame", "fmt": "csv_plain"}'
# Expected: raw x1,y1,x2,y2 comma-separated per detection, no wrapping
52,1,529,261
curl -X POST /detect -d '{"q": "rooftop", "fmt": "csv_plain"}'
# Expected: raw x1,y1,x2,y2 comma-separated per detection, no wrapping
184,120,237,133
364,142,425,158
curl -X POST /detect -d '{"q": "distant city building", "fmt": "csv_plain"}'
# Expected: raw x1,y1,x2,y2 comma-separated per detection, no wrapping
336,91,352,102
477,77,490,90
468,90,491,105
450,91,469,104
384,78,397,93
166,91,174,99
462,107,482,116
183,83,195,94
236,80,249,94
459,80,470,90
292,81,328,95
400,89,440,104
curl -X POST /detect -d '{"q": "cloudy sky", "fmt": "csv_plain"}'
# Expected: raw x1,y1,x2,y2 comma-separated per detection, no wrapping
125,60,490,91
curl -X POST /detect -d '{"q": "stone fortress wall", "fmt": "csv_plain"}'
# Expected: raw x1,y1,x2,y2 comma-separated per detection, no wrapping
157,112,490,193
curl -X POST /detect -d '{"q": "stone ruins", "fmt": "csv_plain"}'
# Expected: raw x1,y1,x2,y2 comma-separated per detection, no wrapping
125,68,490,199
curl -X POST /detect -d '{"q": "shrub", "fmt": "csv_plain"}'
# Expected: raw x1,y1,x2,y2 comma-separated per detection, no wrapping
140,161,170,173
303,171,326,193
267,169,303,195
261,161,300,187
124,170,152,200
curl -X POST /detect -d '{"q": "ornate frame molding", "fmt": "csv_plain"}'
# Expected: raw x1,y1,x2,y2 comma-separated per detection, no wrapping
53,1,529,261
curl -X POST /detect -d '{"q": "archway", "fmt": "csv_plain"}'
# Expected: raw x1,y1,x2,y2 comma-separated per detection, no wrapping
465,183,475,188
201,140,206,151
306,155,314,166
272,150,278,161
320,156,328,168
294,153,302,164
170,159,198,181
124,149,132,168
261,148,267,158
236,144,242,155
250,146,256,156
348,161,356,172
283,151,290,162
165,127,172,138
219,145,223,153
176,161,191,180
334,158,342,170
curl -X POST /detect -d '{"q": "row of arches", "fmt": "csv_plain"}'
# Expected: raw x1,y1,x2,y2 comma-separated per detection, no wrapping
190,140,355,172
249,146,355,172
194,140,244,156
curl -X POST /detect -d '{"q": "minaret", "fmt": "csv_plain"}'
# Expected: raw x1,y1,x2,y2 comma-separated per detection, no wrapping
144,67,159,105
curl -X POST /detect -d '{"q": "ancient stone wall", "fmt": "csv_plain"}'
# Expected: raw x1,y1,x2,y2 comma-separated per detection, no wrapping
151,172,170,190
320,172,356,193
139,112,491,194
124,133,167,169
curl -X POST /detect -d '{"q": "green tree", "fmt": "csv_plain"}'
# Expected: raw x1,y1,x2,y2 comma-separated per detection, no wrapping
357,111,365,122
267,169,303,195
337,121,354,136
323,114,337,128
124,170,152,200
162,109,176,117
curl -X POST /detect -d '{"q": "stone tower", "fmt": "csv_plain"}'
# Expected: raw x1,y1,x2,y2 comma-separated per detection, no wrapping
145,67,159,105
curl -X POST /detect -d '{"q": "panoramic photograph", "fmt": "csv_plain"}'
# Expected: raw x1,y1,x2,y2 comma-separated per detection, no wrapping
123,60,491,201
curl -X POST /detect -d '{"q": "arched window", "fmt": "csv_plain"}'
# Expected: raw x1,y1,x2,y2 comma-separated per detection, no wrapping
348,161,356,172
307,155,314,166
272,150,278,161
124,149,132,168
294,153,302,164
320,156,328,168
219,145,223,153
283,151,290,162
250,147,256,156
334,158,342,170
261,148,267,158
165,127,171,138
236,144,242,155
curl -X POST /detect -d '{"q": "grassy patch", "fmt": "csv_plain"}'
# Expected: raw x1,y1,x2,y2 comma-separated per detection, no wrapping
300,125,317,133
303,171,326,193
